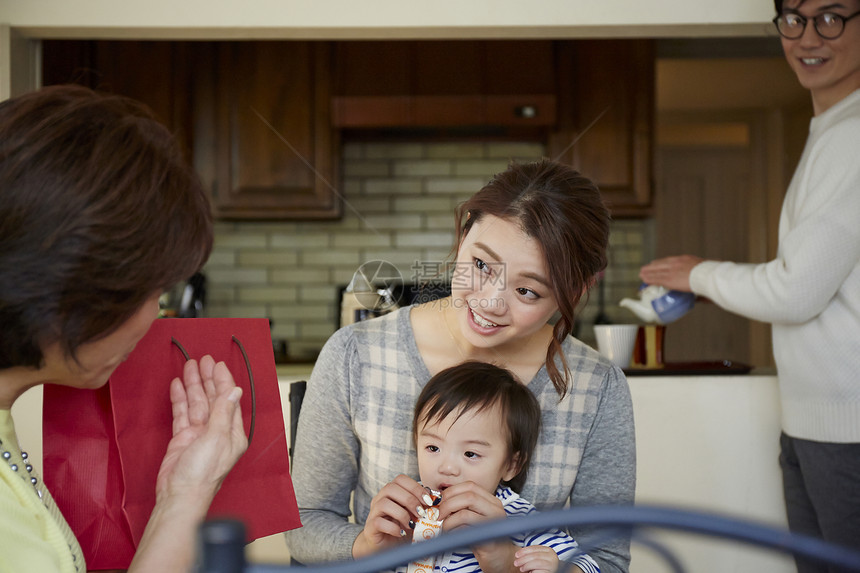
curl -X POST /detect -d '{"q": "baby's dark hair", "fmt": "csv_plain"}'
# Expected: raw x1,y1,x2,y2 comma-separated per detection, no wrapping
412,361,541,493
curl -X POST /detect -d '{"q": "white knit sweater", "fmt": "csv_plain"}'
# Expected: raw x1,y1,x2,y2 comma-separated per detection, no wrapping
690,88,860,443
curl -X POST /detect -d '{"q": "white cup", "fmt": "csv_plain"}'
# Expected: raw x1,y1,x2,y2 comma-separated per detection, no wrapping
593,324,639,368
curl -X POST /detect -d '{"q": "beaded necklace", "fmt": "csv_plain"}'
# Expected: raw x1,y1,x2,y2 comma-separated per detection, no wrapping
0,436,43,500
1,432,83,571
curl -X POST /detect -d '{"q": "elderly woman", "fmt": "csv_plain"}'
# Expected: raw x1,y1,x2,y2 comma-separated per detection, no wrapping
0,85,247,573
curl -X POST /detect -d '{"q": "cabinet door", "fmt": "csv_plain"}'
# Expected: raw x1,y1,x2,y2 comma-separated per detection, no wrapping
201,42,340,220
550,40,654,216
331,40,556,129
42,41,194,158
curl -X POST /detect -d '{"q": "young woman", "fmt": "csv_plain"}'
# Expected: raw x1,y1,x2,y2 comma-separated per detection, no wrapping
0,85,247,573
286,159,635,573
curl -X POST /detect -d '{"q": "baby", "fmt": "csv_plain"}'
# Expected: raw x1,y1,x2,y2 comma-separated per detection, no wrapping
407,361,600,573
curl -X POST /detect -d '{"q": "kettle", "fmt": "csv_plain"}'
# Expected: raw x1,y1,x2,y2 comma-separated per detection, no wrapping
619,284,695,325
178,272,206,318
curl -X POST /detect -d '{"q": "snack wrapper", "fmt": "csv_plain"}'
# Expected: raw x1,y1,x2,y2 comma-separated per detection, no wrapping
407,488,443,573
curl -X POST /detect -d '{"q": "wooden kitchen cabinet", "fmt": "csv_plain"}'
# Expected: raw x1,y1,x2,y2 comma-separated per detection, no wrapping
333,39,654,215
41,41,195,158
332,41,557,129
42,40,340,221
193,42,340,220
42,39,651,219
549,40,655,216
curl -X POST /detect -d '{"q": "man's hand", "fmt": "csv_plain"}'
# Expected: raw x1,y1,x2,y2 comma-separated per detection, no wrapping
639,255,704,292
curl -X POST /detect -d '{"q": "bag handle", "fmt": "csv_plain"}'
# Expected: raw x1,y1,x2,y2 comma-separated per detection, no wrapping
170,336,257,446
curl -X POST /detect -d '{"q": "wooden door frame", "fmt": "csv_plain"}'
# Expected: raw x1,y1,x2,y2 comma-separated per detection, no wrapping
657,108,795,367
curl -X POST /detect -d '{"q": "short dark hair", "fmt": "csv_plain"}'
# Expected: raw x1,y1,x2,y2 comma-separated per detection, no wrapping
456,159,610,398
412,361,541,493
775,0,808,12
0,85,213,369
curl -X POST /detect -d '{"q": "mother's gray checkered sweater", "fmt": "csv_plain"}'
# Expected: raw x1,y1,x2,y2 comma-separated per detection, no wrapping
284,307,636,573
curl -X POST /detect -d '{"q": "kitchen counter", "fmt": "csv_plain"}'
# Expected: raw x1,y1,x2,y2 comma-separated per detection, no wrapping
11,370,791,570
275,363,315,382
266,368,790,569
628,372,792,572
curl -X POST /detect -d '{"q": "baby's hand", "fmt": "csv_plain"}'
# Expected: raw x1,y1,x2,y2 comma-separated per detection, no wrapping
353,474,427,559
438,482,515,571
513,545,562,573
436,481,506,530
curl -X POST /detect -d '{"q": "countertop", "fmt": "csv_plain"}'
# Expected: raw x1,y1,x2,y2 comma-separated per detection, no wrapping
627,372,791,572
624,361,774,376
275,363,315,381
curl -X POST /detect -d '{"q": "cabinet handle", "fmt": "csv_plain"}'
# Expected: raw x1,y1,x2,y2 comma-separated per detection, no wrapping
515,105,538,119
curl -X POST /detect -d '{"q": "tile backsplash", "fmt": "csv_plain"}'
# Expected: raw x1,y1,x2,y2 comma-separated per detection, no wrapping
203,140,652,357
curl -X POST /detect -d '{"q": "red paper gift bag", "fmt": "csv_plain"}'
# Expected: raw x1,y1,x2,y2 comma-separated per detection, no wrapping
43,318,301,570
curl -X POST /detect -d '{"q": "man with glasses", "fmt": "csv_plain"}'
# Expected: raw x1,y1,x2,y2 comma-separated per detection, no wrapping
639,1,860,570
774,8,860,40
772,0,860,113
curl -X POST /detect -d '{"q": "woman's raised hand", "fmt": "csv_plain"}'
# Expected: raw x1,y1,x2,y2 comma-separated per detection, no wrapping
156,355,248,504
130,356,247,573
352,474,430,559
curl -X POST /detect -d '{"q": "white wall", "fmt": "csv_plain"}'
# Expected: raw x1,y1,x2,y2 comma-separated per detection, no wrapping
1,0,776,39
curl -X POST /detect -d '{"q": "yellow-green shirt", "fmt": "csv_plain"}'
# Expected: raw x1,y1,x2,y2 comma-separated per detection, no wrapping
0,409,85,573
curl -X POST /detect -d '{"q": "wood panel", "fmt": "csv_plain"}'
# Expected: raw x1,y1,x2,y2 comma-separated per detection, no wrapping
332,40,556,129
549,40,654,216
204,42,340,219
332,94,556,128
333,41,411,96
656,145,752,364
334,40,554,97
412,41,483,95
42,40,194,157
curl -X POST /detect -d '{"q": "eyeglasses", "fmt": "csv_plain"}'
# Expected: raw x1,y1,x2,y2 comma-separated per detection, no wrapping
773,10,860,39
